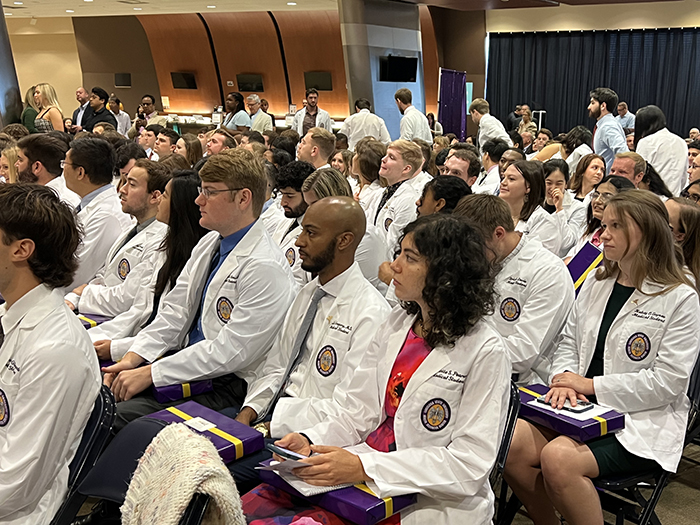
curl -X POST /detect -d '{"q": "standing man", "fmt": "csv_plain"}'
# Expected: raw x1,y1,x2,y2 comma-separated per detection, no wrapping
505,105,522,132
72,86,94,132
292,88,333,136
588,87,628,173
616,102,635,132
0,184,101,524
109,97,132,137
81,87,118,133
469,98,513,154
127,94,167,140
247,94,274,133
340,98,391,149
394,88,432,144
296,127,335,169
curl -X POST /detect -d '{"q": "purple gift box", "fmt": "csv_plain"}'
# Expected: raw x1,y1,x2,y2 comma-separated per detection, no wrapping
259,459,417,525
78,314,111,329
146,401,264,463
151,380,214,403
567,241,603,296
519,384,624,442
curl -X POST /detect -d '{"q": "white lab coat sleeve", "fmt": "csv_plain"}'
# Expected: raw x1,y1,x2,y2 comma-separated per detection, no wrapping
0,338,98,518
71,214,125,290
271,302,391,437
553,209,584,258
339,118,351,138
399,116,412,141
150,260,294,386
292,111,303,135
595,291,700,412
357,339,511,500
505,267,575,374
527,214,562,256
379,121,392,145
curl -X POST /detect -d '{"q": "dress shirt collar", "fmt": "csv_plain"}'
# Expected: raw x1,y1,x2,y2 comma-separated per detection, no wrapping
219,220,256,259
79,184,113,211
316,262,358,299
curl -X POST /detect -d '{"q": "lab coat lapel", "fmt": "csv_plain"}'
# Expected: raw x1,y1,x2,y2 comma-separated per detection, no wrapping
400,346,451,404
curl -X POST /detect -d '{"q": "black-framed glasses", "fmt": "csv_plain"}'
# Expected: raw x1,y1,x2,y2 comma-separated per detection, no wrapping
197,187,243,199
681,190,700,203
60,160,80,169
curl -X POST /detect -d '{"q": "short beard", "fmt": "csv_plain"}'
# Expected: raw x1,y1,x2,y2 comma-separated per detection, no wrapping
284,200,308,218
18,167,38,183
589,108,601,120
301,239,336,274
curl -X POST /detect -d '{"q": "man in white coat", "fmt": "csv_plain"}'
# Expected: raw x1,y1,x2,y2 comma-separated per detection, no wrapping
227,197,390,491
104,149,297,432
455,194,575,383
0,184,101,524
291,88,333,137
469,98,513,154
395,88,432,144
64,159,170,317
63,138,132,290
15,134,80,208
340,98,391,150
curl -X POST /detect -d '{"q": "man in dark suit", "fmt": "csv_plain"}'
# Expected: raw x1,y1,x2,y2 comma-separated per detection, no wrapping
81,87,118,133
505,105,522,132
71,87,93,132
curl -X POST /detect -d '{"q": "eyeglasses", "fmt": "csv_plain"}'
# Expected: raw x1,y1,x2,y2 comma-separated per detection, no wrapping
197,186,243,199
590,191,615,204
690,164,700,170
60,160,79,169
681,190,700,203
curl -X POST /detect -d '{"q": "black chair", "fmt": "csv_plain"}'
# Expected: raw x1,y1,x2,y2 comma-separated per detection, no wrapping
49,384,116,525
490,381,521,486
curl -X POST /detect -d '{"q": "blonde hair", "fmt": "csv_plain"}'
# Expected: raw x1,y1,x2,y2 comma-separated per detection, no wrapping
469,98,490,115
387,139,423,178
24,86,39,112
615,152,646,176
1,146,19,183
34,83,62,113
597,190,692,293
301,167,352,199
307,127,336,160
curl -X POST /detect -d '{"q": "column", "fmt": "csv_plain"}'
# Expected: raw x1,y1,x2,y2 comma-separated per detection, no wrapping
0,7,22,127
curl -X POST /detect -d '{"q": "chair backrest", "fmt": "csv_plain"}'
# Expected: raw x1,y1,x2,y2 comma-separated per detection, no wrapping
491,381,521,485
178,494,210,525
685,354,700,444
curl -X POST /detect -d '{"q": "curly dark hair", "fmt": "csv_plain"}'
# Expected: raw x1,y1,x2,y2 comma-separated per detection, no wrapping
0,183,80,288
399,215,496,348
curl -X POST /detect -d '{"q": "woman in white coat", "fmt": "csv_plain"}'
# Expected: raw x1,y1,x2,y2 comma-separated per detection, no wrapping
253,215,512,525
542,159,586,257
500,160,561,255
568,153,605,202
504,190,700,525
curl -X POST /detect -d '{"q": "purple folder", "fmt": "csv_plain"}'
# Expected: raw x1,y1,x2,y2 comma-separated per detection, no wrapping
567,242,603,296
146,401,264,463
151,380,214,403
519,384,624,442
78,314,111,329
259,459,417,525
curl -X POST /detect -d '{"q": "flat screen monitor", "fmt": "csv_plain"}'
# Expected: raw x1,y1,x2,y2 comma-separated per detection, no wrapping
237,74,264,92
304,71,333,91
171,72,198,90
379,55,418,83
114,73,131,88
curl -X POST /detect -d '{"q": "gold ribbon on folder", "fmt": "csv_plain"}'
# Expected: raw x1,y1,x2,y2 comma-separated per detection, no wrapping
574,252,604,291
354,483,394,519
165,406,245,459
78,315,98,328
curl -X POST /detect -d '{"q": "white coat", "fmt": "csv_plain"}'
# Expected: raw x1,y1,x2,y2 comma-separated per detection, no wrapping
302,308,512,525
550,272,700,472
407,171,432,195
550,193,587,258
374,180,421,259
71,186,132,290
489,236,575,384
128,221,298,388
399,106,433,144
339,109,391,150
636,128,689,196
515,206,561,256
260,199,287,239
0,285,101,525
473,164,501,195
291,107,333,135
46,175,80,209
272,216,306,286
358,180,384,224
67,219,167,316
243,263,390,437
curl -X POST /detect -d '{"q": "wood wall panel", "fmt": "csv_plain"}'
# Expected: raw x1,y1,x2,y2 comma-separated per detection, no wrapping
137,14,220,114
419,6,439,117
202,12,288,119
272,10,349,120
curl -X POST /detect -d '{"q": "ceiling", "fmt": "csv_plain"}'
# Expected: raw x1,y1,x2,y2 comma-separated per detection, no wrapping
0,0,682,18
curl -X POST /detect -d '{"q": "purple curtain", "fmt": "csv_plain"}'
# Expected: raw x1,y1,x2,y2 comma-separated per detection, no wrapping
438,68,467,141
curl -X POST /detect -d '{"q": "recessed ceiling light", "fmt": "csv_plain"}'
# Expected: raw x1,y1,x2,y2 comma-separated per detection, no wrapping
84,0,93,2
133,6,141,9
66,9,74,12
5,12,12,15
14,2,23,5
287,1,297,4
207,5,216,7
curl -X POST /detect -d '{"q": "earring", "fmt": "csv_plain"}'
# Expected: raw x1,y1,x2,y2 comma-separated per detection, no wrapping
524,194,529,203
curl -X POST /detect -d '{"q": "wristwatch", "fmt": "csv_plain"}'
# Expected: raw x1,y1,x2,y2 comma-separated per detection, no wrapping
253,422,270,438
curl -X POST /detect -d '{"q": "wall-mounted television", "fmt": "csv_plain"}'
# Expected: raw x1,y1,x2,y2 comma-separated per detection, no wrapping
114,73,131,88
379,55,418,83
171,72,198,90
236,74,264,92
304,71,333,91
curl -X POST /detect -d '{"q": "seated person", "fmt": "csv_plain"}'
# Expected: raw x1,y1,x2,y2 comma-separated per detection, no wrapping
226,196,391,492
504,190,700,525
63,138,133,289
454,194,574,384
415,175,471,217
103,150,298,432
0,184,101,522
65,159,169,316
541,159,587,257
89,171,209,362
247,215,511,525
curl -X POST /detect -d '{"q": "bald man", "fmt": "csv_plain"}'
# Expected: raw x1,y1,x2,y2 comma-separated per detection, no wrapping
224,197,391,492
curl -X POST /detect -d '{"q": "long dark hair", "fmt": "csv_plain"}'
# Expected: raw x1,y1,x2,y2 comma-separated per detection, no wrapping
154,170,208,295
512,160,546,221
641,163,673,199
583,175,635,236
400,215,496,348
634,105,667,149
562,125,592,155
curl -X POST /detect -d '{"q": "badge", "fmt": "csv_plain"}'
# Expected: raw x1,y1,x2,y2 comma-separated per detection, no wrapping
626,332,651,361
216,297,233,323
421,398,450,431
500,297,521,322
0,389,9,426
285,247,296,266
316,345,337,377
384,217,393,231
117,258,131,280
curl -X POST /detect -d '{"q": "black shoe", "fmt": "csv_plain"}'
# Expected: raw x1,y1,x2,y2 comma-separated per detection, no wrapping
72,500,121,525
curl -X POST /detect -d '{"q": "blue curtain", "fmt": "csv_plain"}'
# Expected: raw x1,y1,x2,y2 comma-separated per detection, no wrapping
438,68,467,141
486,29,700,136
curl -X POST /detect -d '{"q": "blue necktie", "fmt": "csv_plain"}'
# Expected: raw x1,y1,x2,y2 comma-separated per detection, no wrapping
187,242,222,346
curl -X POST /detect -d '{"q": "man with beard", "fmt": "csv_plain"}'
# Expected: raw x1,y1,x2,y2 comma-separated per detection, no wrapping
291,88,333,136
15,134,80,208
225,196,391,493
395,88,432,144
588,87,628,173
271,160,317,284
